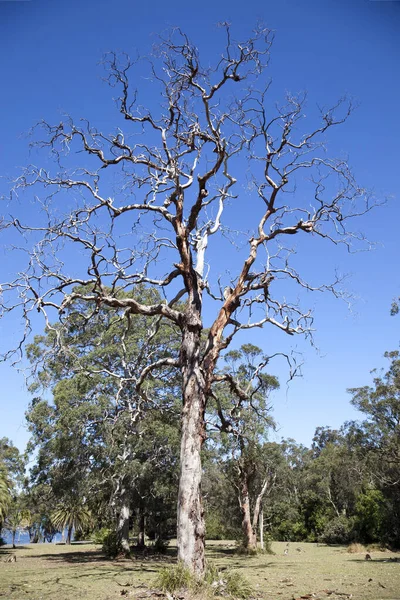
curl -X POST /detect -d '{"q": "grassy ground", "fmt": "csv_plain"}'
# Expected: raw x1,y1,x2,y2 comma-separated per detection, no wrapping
0,540,399,600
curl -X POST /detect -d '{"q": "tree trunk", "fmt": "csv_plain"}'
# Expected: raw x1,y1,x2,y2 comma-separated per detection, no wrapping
177,325,206,574
12,530,16,549
240,477,257,550
137,508,145,548
117,494,131,556
66,525,73,544
259,507,264,550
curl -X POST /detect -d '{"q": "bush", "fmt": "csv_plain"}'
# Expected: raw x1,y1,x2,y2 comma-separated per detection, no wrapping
91,527,112,545
152,537,170,553
156,562,253,599
0,536,6,546
92,528,121,558
224,571,252,599
319,516,356,545
156,562,194,593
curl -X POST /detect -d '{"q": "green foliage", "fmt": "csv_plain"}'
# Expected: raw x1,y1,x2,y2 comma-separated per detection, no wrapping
319,515,356,545
51,500,93,542
223,571,253,599
91,527,124,558
152,537,170,553
101,530,120,558
25,286,181,548
91,527,112,545
355,489,385,542
205,510,236,540
0,462,12,524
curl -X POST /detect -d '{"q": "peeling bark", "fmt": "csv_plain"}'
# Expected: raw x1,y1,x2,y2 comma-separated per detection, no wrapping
117,496,131,556
177,324,206,574
239,477,257,550
259,507,264,550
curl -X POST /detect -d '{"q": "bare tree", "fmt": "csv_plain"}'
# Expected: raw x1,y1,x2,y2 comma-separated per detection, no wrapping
0,24,375,573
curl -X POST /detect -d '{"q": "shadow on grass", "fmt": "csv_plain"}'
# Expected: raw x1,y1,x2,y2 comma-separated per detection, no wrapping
20,549,108,564
347,557,400,564
0,545,31,552
206,546,237,557
18,546,177,567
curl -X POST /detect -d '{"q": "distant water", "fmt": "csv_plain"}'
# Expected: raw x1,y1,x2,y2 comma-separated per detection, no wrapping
1,529,67,545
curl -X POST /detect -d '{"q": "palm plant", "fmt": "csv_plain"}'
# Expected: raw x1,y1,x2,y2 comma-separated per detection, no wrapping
4,505,31,548
51,499,92,544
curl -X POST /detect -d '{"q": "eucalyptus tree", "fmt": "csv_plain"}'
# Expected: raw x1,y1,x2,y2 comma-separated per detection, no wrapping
1,24,376,572
0,439,25,489
348,350,400,546
25,288,181,553
0,462,12,527
209,344,279,550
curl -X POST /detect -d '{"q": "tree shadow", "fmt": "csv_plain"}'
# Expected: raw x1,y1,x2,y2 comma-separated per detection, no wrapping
21,549,108,564
348,557,400,564
0,545,31,553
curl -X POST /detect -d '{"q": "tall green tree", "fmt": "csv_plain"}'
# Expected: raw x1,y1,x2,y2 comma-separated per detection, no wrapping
0,462,12,527
348,350,400,546
26,287,181,553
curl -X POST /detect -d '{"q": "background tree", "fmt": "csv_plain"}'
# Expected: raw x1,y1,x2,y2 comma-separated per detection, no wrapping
209,344,279,550
0,462,12,528
348,350,400,547
1,25,375,573
51,499,92,545
25,290,181,553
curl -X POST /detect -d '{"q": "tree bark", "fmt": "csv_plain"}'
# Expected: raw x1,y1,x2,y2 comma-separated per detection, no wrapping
259,507,264,550
239,476,257,550
66,525,73,544
177,324,206,574
137,508,145,548
117,493,131,556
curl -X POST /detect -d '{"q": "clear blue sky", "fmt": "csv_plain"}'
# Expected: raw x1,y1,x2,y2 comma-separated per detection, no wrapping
0,0,399,453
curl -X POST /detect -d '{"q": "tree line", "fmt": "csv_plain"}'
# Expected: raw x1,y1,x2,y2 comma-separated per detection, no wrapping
1,294,399,553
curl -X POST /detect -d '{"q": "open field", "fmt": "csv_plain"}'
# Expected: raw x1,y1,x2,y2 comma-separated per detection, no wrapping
0,541,399,600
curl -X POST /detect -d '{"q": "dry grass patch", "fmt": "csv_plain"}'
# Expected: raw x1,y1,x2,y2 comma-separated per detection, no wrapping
347,542,367,554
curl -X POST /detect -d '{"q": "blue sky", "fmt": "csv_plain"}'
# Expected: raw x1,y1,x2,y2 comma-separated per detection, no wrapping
0,0,399,453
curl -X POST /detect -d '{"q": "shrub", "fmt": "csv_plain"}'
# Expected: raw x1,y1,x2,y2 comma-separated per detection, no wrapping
319,515,356,545
156,562,194,593
93,528,121,558
224,571,252,599
0,536,6,546
91,527,112,545
153,537,170,553
156,562,253,599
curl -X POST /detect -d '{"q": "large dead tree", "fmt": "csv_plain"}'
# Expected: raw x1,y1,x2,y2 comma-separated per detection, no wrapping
0,25,375,573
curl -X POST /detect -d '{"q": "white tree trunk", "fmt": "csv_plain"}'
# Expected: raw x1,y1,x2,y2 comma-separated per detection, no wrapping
117,496,130,555
259,508,264,550
177,326,206,574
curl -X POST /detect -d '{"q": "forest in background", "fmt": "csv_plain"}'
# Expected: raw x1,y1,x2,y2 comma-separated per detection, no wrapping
1,293,399,555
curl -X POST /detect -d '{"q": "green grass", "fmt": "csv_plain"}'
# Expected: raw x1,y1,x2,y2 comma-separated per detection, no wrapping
1,540,400,600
